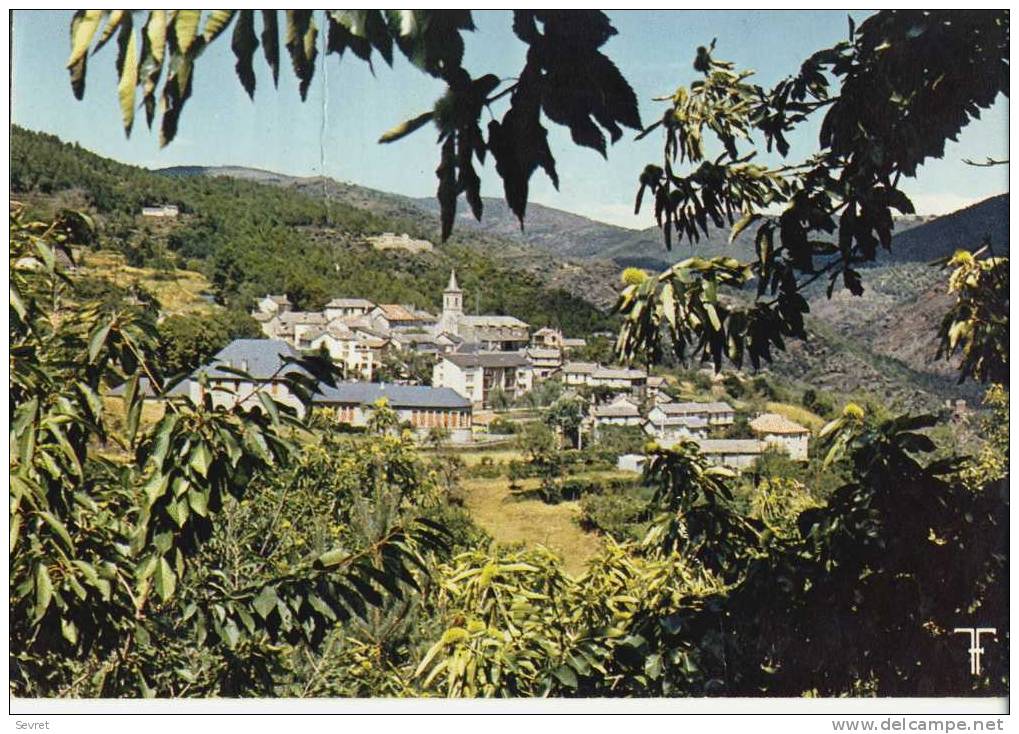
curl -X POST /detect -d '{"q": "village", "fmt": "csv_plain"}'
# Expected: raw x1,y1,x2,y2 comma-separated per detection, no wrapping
133,270,813,471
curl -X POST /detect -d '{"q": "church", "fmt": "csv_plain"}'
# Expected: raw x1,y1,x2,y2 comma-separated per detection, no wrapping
434,270,530,351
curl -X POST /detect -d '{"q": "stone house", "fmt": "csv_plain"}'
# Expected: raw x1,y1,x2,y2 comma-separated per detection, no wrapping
749,413,810,460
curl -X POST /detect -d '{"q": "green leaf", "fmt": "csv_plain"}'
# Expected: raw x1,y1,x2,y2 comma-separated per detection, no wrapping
10,513,22,554
187,487,209,517
379,111,434,144
231,10,258,98
729,212,761,244
165,498,189,528
315,548,349,569
154,555,177,601
188,442,212,478
202,10,235,43
68,10,104,69
552,664,578,688
34,563,54,621
87,321,113,363
284,10,318,100
260,11,280,86
253,585,279,619
704,302,722,331
174,10,202,55
116,18,139,135
38,511,74,552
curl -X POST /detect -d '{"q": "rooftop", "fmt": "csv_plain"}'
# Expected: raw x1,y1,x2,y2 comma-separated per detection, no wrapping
277,311,329,326
592,402,640,418
375,304,425,322
313,382,471,409
695,439,764,454
750,413,810,435
107,377,191,399
326,297,375,309
197,339,312,381
443,352,530,369
562,361,598,374
460,314,530,329
592,366,646,381
658,401,734,415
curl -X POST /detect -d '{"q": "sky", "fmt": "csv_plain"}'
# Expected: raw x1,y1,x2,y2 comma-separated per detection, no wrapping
11,10,1009,229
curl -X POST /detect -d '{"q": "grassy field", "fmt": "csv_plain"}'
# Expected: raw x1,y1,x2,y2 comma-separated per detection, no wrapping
460,476,603,575
458,469,634,575
80,250,217,317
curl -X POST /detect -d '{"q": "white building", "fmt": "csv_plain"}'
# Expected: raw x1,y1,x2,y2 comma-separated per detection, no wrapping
591,395,642,431
560,361,647,392
369,303,437,333
694,439,765,470
190,339,312,418
532,327,564,350
324,298,375,321
750,413,810,460
305,323,376,380
254,294,292,317
655,401,735,427
525,347,563,381
142,204,179,218
645,404,710,447
432,351,533,407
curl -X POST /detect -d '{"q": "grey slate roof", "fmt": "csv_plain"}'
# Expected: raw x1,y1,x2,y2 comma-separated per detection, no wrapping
326,298,375,309
695,439,764,454
660,401,734,415
313,382,471,409
443,351,530,369
198,339,312,380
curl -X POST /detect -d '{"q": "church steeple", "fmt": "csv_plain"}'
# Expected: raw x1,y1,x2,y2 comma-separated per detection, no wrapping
440,269,463,335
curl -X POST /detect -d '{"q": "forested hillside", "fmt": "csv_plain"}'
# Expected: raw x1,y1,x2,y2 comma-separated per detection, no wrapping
10,126,615,335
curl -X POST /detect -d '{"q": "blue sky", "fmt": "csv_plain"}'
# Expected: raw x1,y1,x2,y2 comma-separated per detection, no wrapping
11,10,1008,228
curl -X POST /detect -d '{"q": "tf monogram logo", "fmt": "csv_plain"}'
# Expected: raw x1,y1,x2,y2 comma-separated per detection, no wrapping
953,627,997,675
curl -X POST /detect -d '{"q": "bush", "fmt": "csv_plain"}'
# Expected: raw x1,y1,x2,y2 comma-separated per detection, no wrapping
578,487,654,542
488,416,518,435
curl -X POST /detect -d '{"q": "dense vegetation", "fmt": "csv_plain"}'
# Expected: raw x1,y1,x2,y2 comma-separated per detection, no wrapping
11,126,614,336
9,9,1009,700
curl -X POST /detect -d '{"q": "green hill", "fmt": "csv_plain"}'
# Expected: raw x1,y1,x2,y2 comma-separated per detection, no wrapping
10,126,615,336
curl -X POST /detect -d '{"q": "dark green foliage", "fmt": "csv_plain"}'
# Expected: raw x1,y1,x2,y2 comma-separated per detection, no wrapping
11,126,613,336
156,309,260,377
592,424,648,457
578,486,654,542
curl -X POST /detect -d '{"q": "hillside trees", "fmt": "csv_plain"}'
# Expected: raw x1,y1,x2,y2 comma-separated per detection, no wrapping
9,204,451,696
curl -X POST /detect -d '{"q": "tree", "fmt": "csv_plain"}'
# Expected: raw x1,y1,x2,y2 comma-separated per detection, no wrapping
9,205,447,696
617,11,1008,372
155,309,259,376
545,395,587,450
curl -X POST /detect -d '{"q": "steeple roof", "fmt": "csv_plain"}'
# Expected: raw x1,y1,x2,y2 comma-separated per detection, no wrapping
446,269,461,292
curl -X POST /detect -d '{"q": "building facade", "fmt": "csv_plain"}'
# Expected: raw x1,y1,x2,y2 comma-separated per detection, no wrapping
749,413,810,460
314,383,472,443
433,351,533,407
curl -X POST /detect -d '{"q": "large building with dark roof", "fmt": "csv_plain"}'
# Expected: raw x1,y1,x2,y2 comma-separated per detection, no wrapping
314,382,473,442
